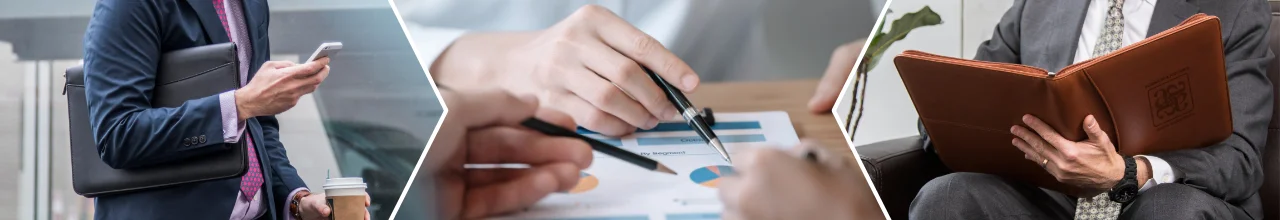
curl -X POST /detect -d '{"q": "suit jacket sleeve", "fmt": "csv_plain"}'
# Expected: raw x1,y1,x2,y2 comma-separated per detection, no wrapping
919,0,1027,152
260,115,307,219
1150,1,1273,204
83,0,230,169
971,0,1025,64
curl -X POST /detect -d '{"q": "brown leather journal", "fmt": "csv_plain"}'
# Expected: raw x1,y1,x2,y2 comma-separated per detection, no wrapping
894,14,1232,194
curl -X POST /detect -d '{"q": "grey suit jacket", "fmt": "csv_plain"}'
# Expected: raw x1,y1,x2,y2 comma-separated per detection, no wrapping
921,0,1273,217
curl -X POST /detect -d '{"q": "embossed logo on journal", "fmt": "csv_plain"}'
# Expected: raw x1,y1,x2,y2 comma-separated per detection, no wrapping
1147,73,1195,128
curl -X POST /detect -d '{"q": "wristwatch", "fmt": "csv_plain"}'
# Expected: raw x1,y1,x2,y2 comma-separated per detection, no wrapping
1108,157,1139,203
291,190,312,219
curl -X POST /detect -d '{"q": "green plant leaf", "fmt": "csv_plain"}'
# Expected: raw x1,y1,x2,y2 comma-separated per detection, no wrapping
863,6,942,71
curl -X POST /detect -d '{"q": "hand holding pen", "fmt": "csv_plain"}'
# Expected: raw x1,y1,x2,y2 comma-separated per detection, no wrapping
644,67,731,163
427,89,593,219
430,5,701,137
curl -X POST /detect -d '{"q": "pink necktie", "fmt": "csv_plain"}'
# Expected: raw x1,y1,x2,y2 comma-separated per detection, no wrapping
214,0,263,199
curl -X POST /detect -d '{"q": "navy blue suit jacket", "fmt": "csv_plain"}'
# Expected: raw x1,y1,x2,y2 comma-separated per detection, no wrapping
82,0,305,219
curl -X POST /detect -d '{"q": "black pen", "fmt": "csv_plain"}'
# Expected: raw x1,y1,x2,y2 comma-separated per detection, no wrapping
643,67,730,163
520,118,676,175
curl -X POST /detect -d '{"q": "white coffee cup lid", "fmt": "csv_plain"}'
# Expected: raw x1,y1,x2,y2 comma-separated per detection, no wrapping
324,177,367,189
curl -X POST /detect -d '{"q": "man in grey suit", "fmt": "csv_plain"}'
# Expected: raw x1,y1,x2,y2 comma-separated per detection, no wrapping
910,0,1273,219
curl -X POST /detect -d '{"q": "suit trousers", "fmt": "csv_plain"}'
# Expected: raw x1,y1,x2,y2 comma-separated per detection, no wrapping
907,172,1251,220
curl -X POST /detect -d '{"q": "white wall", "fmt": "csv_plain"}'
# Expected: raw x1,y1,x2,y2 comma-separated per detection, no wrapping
840,0,1014,146
0,41,24,220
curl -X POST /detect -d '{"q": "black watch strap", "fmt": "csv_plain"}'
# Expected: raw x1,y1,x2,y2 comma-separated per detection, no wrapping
1108,157,1139,203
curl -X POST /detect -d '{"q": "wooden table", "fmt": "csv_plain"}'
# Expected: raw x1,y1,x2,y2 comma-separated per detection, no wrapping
688,79,853,157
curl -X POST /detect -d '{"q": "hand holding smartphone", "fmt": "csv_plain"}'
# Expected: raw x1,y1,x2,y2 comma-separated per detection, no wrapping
307,42,343,62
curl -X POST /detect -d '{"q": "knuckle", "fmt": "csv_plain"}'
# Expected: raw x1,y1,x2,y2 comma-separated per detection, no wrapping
576,4,607,16
658,60,679,77
603,71,630,86
630,35,659,57
551,32,578,46
1061,150,1078,162
572,143,594,166
550,49,578,66
533,66,562,86
567,5,606,23
605,64,635,81
579,110,610,129
588,87,622,105
646,95,669,110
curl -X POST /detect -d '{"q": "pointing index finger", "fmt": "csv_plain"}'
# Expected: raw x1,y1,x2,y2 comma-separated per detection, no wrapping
592,13,700,92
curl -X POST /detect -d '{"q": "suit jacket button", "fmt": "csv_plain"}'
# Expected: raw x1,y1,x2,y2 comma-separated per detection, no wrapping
198,135,206,143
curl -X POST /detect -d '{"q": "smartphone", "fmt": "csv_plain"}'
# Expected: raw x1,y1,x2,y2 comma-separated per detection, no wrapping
306,42,343,62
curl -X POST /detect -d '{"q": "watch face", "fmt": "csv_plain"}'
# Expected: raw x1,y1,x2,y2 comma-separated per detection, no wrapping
1110,183,1138,203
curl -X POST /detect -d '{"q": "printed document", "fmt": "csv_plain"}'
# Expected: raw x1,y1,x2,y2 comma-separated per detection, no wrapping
497,111,801,220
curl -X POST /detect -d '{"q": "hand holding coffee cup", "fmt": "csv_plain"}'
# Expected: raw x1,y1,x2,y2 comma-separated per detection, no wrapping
299,178,372,220
325,178,371,220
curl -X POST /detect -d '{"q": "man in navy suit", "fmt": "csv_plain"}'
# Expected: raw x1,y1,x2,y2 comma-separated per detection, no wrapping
82,0,365,219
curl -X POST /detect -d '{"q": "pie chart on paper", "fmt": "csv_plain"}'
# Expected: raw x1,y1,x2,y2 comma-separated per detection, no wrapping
689,165,735,188
567,172,599,194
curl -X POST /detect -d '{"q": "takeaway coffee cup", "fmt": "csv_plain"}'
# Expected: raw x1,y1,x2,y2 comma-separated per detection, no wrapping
324,177,367,220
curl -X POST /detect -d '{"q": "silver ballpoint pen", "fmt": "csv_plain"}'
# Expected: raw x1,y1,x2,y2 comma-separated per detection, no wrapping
643,67,731,163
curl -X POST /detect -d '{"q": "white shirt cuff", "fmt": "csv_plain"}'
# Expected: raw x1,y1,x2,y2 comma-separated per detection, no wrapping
403,22,467,73
219,90,247,143
1136,155,1175,193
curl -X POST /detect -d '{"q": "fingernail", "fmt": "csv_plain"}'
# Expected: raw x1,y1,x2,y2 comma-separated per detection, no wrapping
1086,115,1096,128
681,75,699,92
645,117,660,129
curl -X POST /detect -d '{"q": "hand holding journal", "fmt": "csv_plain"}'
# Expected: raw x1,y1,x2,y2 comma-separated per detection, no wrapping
894,14,1231,194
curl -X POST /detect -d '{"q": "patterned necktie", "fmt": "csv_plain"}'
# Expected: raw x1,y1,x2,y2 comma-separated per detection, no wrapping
215,0,264,199
1091,0,1126,57
1076,0,1125,219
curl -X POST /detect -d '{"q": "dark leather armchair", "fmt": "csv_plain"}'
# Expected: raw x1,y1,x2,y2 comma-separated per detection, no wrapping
856,3,1280,219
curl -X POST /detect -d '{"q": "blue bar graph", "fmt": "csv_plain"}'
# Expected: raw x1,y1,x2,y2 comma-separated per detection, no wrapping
587,136,623,146
637,134,766,146
577,121,762,135
666,213,721,220
532,216,649,220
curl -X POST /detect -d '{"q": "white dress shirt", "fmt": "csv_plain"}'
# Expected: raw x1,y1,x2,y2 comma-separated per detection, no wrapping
1073,0,1176,193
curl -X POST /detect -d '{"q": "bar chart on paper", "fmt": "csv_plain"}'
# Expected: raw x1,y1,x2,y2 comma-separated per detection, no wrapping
496,111,800,220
